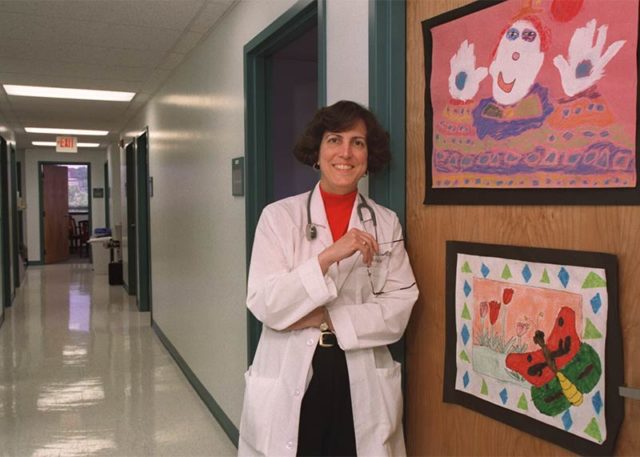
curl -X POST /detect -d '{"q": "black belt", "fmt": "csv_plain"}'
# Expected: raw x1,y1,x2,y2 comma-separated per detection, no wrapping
319,331,337,348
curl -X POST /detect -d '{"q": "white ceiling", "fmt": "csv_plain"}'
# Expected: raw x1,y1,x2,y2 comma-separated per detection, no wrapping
0,0,237,150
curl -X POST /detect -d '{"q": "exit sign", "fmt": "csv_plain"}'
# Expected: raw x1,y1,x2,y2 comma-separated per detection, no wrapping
56,136,77,153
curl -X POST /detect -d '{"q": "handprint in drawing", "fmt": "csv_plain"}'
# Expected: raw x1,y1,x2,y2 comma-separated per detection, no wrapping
449,40,488,101
553,19,626,97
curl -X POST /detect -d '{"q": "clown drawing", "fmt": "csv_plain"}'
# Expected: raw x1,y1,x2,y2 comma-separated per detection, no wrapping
433,0,635,189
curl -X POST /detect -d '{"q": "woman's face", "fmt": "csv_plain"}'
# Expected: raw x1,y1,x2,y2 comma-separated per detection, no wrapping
318,118,368,195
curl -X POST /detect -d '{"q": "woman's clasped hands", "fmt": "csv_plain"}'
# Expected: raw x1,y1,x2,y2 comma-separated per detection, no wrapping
318,228,379,274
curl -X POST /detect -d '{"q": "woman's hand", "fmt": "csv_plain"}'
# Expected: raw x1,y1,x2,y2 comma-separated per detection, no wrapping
318,228,379,274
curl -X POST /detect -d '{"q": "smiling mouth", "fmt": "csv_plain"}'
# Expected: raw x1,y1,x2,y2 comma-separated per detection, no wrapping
498,72,515,93
333,164,354,170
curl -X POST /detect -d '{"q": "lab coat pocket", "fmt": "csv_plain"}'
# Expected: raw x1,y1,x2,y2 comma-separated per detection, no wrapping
240,367,277,454
375,361,403,436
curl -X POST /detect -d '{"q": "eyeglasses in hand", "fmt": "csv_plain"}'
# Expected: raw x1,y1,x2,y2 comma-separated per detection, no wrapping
367,239,416,296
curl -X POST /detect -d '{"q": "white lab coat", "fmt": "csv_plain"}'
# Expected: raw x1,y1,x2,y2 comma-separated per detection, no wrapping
239,183,419,457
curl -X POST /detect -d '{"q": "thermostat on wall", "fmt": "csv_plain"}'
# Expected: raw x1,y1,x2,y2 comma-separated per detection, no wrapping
232,157,244,196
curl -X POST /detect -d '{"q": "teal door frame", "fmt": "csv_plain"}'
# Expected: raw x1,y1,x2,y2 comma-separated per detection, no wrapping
244,0,326,364
1,138,12,307
37,161,92,264
135,129,152,313
368,0,407,365
124,142,137,295
104,161,110,229
10,146,19,289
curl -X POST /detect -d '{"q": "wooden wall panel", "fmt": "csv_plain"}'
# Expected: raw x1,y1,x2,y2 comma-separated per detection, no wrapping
405,1,640,455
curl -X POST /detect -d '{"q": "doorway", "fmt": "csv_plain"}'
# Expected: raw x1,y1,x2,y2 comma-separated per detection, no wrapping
135,130,152,312
244,0,326,362
38,162,91,264
0,137,8,316
121,130,152,313
123,142,137,295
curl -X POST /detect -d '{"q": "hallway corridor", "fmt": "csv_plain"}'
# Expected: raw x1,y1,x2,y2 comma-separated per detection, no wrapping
0,264,236,457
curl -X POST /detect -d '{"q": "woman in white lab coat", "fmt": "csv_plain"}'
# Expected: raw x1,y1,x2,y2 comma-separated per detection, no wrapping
239,100,418,456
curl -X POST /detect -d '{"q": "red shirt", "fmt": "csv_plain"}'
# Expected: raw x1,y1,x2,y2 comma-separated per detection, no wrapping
319,186,357,242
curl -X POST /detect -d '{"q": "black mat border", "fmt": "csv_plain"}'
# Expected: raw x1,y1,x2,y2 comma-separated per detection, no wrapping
443,241,624,456
422,1,640,205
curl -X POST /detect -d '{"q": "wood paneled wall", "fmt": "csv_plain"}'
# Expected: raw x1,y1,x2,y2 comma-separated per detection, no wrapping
405,1,639,455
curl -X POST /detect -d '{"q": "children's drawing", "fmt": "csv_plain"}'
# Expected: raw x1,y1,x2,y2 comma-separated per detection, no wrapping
444,241,623,456
423,0,640,204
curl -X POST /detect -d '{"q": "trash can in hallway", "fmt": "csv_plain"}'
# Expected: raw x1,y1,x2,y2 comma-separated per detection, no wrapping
87,237,111,275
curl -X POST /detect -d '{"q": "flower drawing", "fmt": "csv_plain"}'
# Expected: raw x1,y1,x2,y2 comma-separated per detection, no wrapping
502,288,514,305
489,300,501,325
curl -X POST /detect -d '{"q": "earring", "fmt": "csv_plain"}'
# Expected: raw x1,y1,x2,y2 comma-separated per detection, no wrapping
313,162,320,170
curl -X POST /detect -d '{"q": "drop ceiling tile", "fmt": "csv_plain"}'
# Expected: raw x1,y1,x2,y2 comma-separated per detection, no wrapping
0,12,181,53
157,53,184,71
0,39,164,69
0,0,205,30
0,58,152,82
172,31,205,55
189,0,236,33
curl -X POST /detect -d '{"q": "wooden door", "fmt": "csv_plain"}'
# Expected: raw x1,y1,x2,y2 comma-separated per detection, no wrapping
42,165,69,264
406,1,639,455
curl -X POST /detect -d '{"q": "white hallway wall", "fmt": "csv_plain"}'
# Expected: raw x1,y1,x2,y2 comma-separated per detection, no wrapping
107,144,122,232
118,0,369,429
24,148,107,262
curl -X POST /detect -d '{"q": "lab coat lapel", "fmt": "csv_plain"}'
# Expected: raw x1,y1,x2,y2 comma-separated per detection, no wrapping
335,195,365,291
308,182,332,250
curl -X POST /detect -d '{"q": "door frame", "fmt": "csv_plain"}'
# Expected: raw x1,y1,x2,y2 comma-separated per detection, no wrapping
10,145,20,289
104,161,110,229
368,0,408,376
135,128,152,313
0,137,9,309
124,142,137,295
38,161,92,263
244,0,326,364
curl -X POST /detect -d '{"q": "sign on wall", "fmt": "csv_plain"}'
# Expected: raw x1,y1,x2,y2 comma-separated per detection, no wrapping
56,136,78,153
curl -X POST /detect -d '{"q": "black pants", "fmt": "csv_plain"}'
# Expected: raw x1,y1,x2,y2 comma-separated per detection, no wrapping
297,344,357,457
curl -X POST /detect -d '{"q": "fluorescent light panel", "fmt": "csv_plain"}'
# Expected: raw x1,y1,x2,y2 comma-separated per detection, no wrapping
32,141,100,148
25,127,108,136
3,84,135,102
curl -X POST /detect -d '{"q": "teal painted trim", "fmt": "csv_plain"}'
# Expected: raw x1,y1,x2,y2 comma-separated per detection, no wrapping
37,161,92,263
244,0,316,53
152,321,239,448
368,0,408,411
135,130,151,313
124,144,137,295
27,260,44,266
317,0,327,106
244,0,324,365
10,147,20,289
104,161,110,229
368,0,406,226
0,138,11,308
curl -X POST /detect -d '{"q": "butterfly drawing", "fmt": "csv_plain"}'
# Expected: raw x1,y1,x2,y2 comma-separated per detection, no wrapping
505,306,602,416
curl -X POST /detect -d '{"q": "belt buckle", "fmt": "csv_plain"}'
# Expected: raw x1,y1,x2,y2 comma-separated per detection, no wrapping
319,331,335,348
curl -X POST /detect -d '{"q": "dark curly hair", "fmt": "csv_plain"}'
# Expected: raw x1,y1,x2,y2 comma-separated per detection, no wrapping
293,100,391,173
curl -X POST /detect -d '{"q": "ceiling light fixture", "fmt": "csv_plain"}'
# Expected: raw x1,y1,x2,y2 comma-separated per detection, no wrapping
32,141,100,148
25,127,109,136
3,84,135,102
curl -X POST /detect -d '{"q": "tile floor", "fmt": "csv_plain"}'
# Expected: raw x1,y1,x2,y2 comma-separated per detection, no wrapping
0,263,237,457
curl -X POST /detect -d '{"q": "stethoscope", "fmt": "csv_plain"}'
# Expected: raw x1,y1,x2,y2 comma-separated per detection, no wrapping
305,186,378,241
